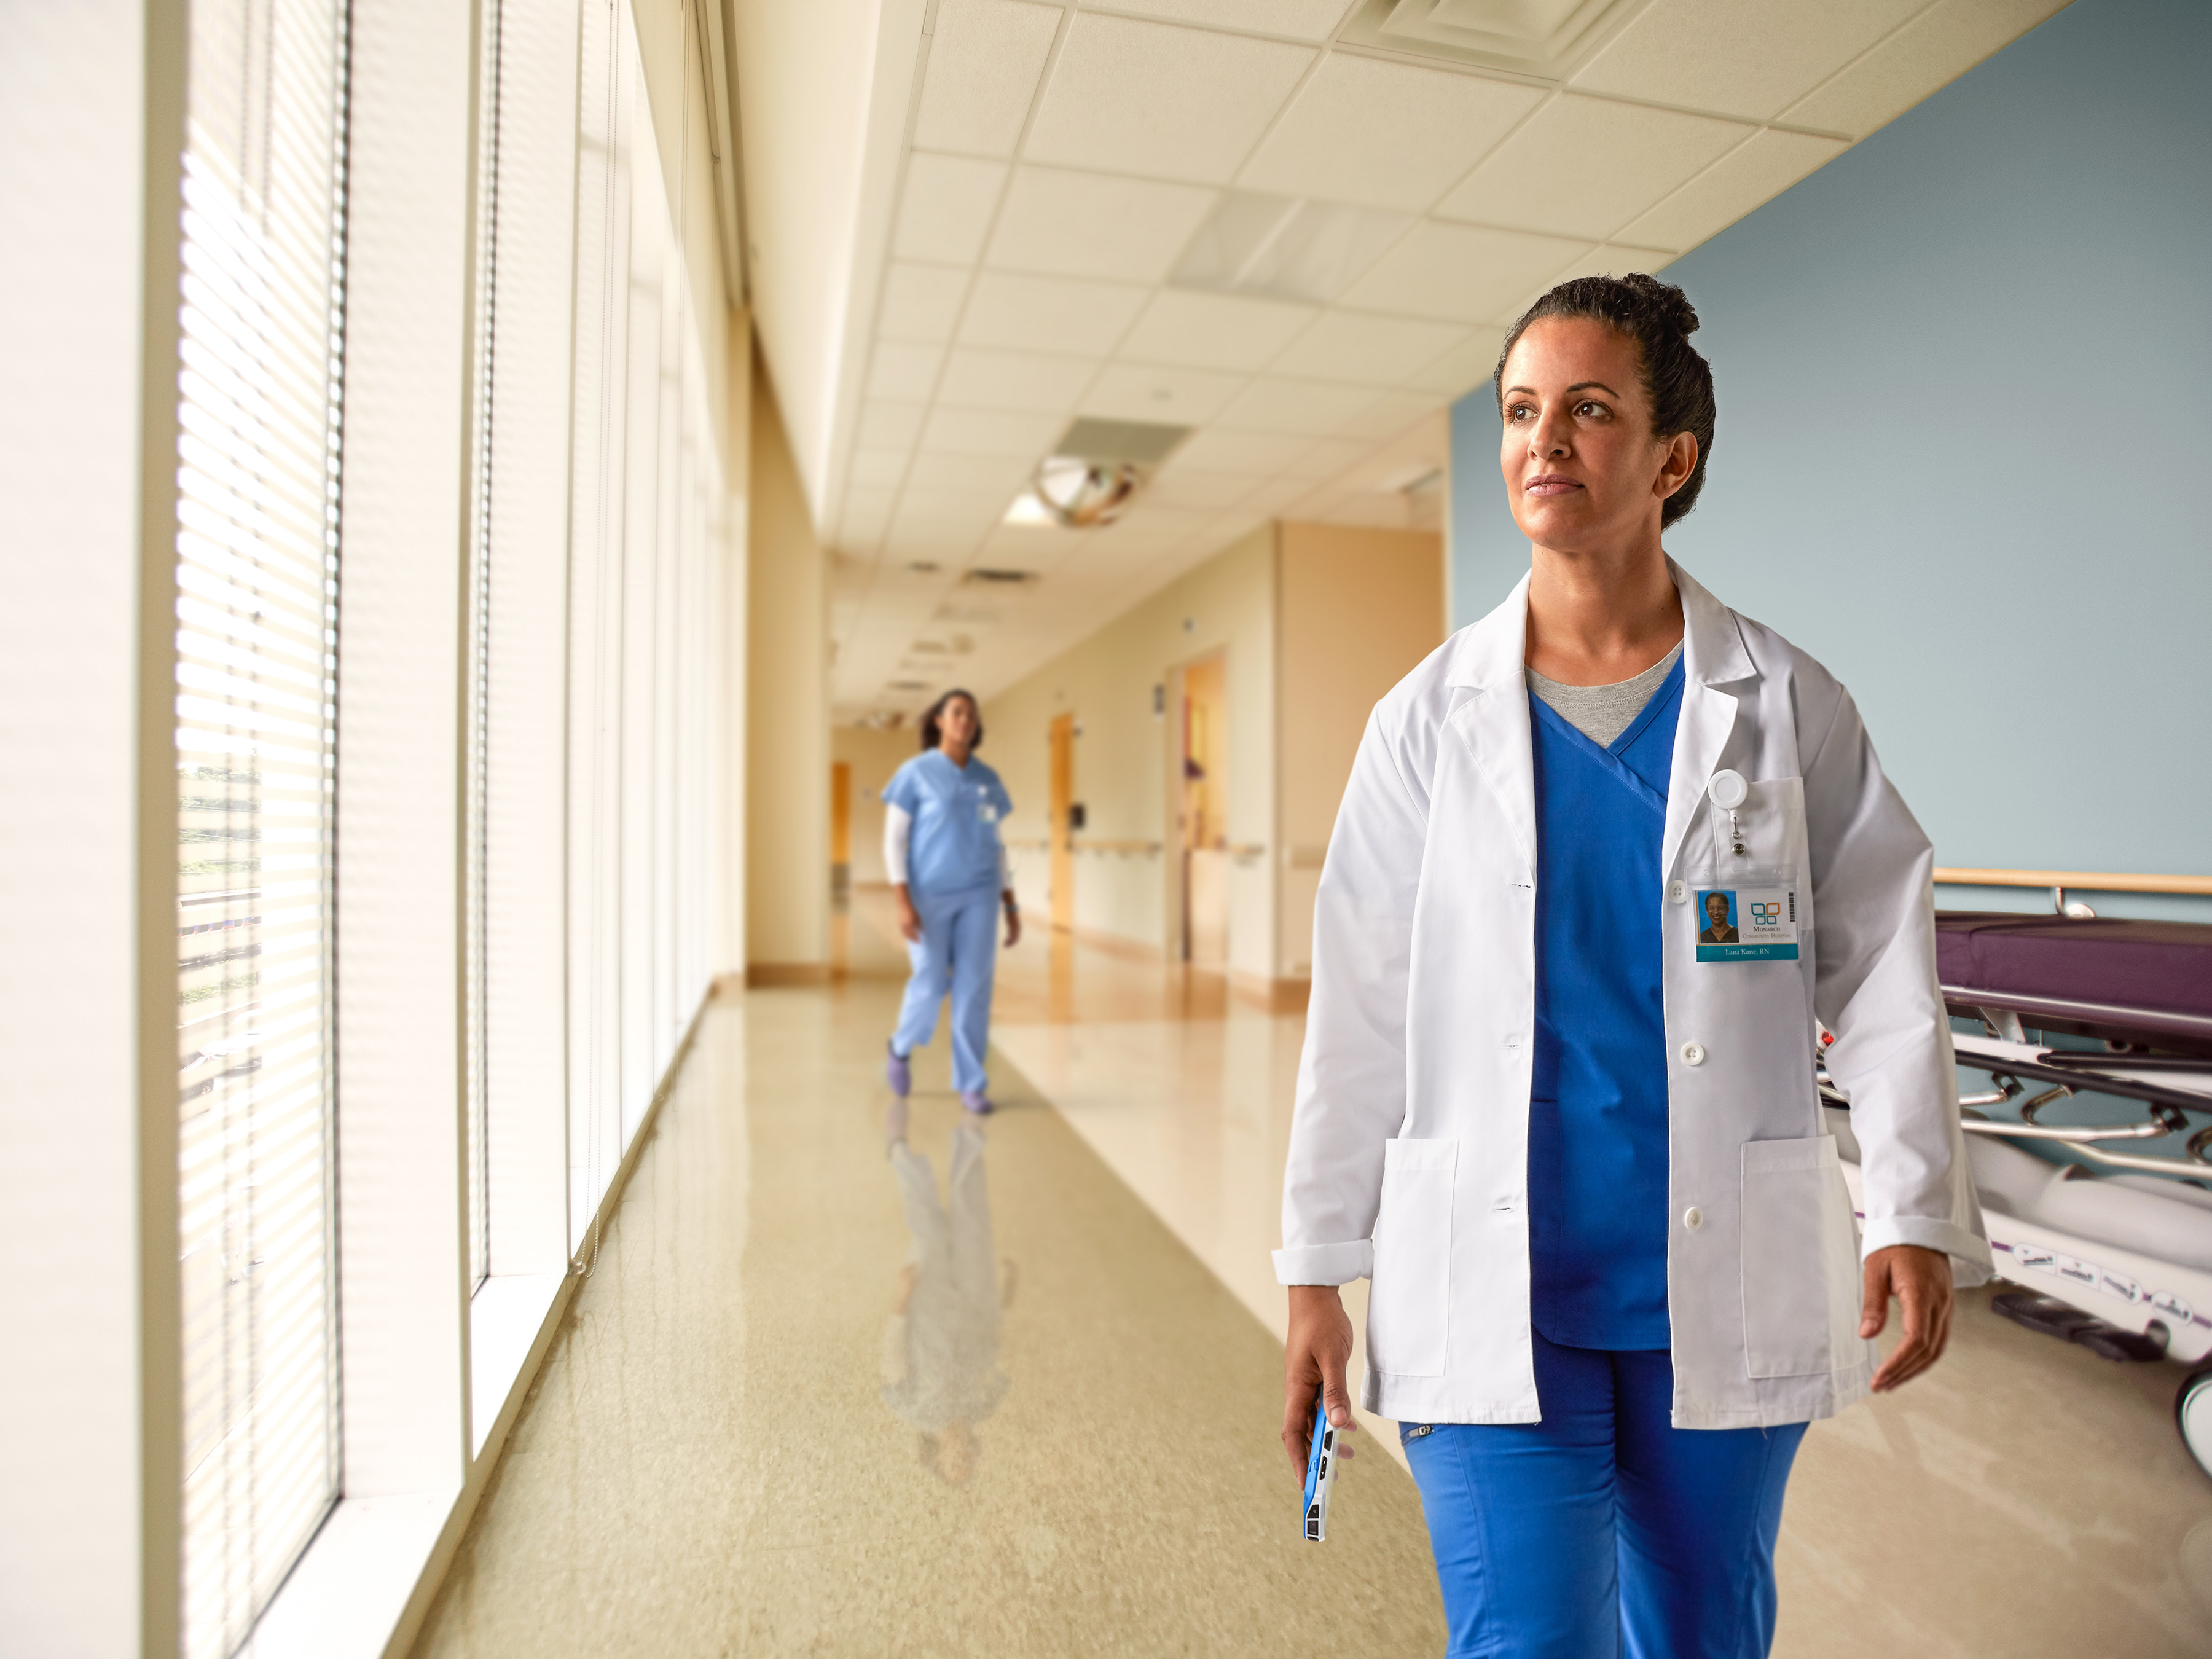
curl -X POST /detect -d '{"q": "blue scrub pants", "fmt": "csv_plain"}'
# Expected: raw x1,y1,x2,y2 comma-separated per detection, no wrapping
892,887,999,1095
1403,1332,1805,1659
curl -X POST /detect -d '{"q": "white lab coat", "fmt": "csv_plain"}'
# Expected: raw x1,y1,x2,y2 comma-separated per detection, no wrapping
1275,561,1990,1429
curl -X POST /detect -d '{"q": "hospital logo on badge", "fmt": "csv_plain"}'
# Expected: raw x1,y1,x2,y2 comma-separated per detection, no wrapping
1695,886,1798,962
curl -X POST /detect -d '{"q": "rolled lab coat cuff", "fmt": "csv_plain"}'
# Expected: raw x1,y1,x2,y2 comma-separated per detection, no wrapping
1272,1239,1373,1286
1858,1215,1994,1286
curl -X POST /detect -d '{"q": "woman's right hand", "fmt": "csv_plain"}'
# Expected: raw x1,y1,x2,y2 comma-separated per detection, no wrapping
1282,1284,1357,1477
895,887,922,943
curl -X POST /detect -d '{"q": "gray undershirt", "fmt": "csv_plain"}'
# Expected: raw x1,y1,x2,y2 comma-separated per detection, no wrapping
1526,642,1684,748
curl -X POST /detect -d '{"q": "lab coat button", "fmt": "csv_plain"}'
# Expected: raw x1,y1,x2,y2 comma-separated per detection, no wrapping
1684,1206,1704,1231
1668,880,1688,904
1680,1041,1706,1066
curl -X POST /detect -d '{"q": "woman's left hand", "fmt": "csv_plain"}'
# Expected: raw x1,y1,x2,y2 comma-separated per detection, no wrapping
1003,898,1021,947
1861,1244,1953,1392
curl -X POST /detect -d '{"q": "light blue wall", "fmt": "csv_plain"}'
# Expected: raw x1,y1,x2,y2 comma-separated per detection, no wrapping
1448,0,2211,919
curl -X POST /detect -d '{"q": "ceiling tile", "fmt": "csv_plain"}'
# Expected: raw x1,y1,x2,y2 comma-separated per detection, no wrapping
878,262,971,343
938,347,1100,413
920,404,1067,457
986,166,1219,284
956,270,1149,356
1078,362,1246,426
1214,376,1380,436
857,401,927,451
1335,388,1440,442
1118,289,1317,372
903,451,1036,495
1234,474,1320,514
1614,130,1846,253
1781,0,2066,138
1402,326,1506,397
892,153,1008,265
1169,427,1311,472
1097,0,1355,41
1570,0,1923,122
1288,435,1374,479
1268,310,1467,385
1237,53,1544,213
1435,95,1751,241
1025,14,1315,186
912,0,1062,158
1342,221,1593,323
1144,468,1267,509
865,341,945,404
847,448,914,487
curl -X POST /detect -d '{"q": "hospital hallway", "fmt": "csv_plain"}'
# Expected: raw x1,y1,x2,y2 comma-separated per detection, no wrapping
402,895,2212,1659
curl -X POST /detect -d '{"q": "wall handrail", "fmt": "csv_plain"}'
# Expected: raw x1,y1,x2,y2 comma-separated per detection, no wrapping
1934,866,2212,897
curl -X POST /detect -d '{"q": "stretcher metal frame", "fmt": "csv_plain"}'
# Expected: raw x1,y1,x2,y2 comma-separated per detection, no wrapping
1819,939,2212,1479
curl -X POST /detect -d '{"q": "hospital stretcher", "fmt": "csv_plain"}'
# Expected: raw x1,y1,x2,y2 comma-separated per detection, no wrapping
1818,911,2212,1478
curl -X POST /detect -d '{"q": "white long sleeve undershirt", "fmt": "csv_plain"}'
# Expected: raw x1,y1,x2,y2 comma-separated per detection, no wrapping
885,803,912,885
883,803,1010,892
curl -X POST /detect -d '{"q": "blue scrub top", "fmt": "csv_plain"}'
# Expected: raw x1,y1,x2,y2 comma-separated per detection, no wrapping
1526,656,1685,1351
882,750,1013,900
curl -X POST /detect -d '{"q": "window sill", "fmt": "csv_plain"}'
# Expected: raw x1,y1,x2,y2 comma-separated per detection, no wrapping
251,1271,572,1658
471,1271,567,1455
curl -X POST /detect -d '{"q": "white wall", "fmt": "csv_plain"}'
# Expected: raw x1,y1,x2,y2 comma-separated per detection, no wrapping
0,2,179,1650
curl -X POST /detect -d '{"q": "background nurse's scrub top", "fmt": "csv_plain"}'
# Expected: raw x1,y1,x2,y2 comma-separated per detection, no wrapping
881,750,1012,898
1526,655,1685,1352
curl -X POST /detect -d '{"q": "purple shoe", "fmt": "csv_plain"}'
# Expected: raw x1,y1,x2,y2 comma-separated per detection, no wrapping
959,1090,994,1116
885,1043,911,1097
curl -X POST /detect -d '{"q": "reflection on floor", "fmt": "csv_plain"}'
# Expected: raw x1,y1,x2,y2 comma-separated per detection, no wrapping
414,899,2212,1658
408,978,1443,1655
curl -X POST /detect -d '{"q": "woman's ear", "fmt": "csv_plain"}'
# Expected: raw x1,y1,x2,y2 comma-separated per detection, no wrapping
1655,431,1698,500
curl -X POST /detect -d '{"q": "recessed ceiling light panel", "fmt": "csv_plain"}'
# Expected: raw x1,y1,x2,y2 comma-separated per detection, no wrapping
1171,191,1411,306
1341,0,1641,79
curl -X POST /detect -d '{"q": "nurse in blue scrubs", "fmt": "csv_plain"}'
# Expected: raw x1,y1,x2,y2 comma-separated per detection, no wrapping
882,689,1020,1114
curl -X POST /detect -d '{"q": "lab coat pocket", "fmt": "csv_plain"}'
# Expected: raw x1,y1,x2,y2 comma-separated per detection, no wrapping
1739,1136,1864,1379
1368,1138,1457,1378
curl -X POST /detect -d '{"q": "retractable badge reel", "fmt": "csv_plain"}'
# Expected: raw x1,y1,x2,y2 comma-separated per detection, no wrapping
1708,768,1749,855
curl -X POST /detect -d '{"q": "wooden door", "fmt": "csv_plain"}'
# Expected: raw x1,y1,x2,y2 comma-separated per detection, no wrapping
829,761,851,866
1049,713,1074,933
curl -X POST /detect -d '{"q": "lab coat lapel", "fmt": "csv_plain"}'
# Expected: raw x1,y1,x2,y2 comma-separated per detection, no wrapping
1661,559,1755,877
1444,574,1537,871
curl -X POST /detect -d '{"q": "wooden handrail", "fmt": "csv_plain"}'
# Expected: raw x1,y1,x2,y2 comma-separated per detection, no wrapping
1934,866,2212,897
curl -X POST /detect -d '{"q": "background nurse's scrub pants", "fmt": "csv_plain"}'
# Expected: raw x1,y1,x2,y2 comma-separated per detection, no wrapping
890,885,999,1097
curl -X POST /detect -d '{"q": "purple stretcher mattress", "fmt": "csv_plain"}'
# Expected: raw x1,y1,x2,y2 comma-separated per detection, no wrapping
1936,912,2212,1047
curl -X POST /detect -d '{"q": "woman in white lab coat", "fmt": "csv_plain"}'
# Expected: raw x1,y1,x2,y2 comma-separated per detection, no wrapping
1275,274,1988,1659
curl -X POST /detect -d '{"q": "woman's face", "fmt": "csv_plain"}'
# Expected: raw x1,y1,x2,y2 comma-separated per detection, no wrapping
937,696,978,751
1497,316,1695,556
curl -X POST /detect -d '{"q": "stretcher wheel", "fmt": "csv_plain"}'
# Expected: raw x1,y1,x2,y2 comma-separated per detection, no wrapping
2176,1366,2212,1481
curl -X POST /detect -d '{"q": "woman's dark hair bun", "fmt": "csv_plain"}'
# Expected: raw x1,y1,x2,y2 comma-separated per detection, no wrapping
1618,270,1699,338
1492,271,1716,528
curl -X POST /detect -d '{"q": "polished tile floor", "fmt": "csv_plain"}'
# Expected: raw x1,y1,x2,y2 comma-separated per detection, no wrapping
414,900,2212,1657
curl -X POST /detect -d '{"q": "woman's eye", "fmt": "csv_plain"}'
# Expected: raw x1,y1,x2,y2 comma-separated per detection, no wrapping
1577,401,1608,418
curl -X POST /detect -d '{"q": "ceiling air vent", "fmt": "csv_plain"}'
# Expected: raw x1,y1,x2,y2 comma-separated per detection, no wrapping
1053,418,1190,466
961,567,1041,587
1339,0,1642,80
1171,191,1410,307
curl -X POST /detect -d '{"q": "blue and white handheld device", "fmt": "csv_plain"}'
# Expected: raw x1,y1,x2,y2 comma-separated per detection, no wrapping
1301,1400,1339,1542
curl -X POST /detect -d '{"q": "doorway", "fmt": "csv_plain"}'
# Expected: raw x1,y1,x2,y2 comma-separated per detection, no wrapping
1179,653,1228,968
1049,712,1075,933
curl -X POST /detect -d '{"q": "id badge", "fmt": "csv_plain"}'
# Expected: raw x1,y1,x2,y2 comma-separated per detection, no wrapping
1692,883,1798,962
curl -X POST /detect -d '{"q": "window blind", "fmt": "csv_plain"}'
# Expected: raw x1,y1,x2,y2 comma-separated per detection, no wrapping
173,2,350,1654
463,0,504,1293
